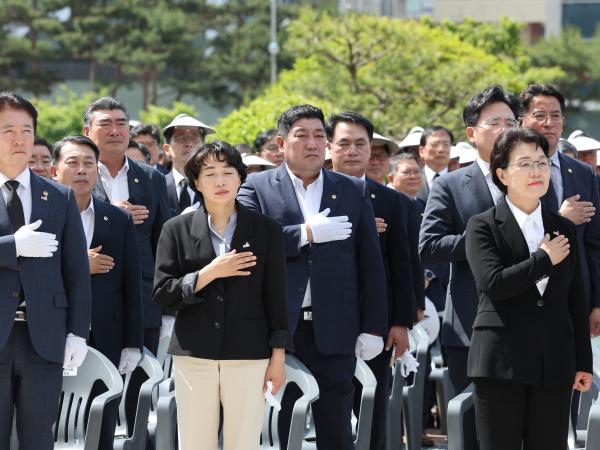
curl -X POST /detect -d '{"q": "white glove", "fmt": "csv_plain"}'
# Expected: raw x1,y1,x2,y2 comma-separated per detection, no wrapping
307,208,352,243
397,349,420,377
160,315,176,339
14,220,58,258
118,347,142,374
63,333,88,369
354,333,384,361
264,380,281,411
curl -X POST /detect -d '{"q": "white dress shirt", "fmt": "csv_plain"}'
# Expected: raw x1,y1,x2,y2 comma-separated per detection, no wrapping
423,165,448,190
549,151,563,206
79,198,95,249
172,168,196,202
285,165,324,308
476,157,503,205
505,197,548,295
98,157,130,204
0,168,32,225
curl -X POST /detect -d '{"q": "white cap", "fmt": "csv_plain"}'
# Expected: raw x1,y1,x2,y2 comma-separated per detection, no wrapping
455,141,477,164
242,154,275,168
398,126,424,149
162,113,215,134
568,129,600,152
372,132,400,155
597,150,600,166
449,145,460,160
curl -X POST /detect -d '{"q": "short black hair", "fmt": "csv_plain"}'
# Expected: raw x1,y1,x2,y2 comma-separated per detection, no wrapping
463,85,519,128
127,139,151,163
519,83,566,116
254,129,278,151
130,123,161,145
0,92,38,133
490,128,549,194
184,141,247,200
52,135,101,163
83,96,129,127
34,137,52,153
419,126,454,146
277,104,325,138
326,111,374,141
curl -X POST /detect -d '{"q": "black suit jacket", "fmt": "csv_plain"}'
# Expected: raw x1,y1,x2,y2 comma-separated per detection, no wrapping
465,197,592,387
93,157,173,328
153,203,293,360
89,199,143,365
366,178,420,327
165,171,180,216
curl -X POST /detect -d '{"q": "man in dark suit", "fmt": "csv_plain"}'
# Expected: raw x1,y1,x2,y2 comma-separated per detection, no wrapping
327,111,419,450
162,114,215,215
52,135,143,450
519,84,600,335
0,92,91,449
238,104,388,450
419,85,520,398
416,126,454,204
130,123,169,174
83,96,172,354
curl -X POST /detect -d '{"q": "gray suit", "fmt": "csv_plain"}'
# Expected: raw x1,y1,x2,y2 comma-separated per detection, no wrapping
419,161,494,394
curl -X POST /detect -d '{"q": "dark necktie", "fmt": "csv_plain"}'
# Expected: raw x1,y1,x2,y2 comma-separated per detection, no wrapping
5,180,25,231
5,180,25,307
178,179,192,211
433,172,440,180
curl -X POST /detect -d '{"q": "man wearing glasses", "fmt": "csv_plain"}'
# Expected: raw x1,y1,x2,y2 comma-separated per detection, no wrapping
255,129,285,166
162,114,215,215
419,85,520,404
520,84,600,336
416,126,454,203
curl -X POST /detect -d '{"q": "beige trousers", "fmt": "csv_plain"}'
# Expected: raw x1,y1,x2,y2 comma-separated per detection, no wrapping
172,356,269,450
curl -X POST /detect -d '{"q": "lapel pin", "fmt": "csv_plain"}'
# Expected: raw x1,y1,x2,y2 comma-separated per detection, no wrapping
103,216,108,221
134,178,139,183
41,191,48,201
553,230,559,236
331,194,337,199
371,193,376,199
568,168,573,174
242,242,250,248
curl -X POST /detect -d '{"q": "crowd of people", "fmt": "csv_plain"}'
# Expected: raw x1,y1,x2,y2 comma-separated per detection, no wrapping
0,81,599,450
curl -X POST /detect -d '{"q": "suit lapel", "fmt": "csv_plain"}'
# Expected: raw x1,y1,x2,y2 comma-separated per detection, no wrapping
126,159,144,204
189,206,224,294
230,203,255,253
558,153,576,199
274,165,304,225
165,171,179,211
541,209,563,297
465,162,494,213
0,185,11,235
29,173,50,224
318,170,343,216
90,199,110,249
495,197,531,264
93,173,109,203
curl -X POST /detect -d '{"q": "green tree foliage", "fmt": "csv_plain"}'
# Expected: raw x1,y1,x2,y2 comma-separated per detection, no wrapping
139,101,199,129
217,11,564,142
32,86,107,143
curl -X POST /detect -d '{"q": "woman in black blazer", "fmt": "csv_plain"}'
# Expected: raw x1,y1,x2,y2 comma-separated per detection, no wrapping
465,128,592,450
153,141,293,450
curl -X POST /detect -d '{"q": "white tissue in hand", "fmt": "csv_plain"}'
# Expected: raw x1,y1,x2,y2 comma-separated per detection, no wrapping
264,381,281,411
399,350,419,377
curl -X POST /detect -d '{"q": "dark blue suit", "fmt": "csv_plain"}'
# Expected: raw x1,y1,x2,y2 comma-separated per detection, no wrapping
419,161,494,396
88,199,143,450
165,171,180,216
93,157,172,352
541,152,600,311
238,165,387,449
0,171,91,450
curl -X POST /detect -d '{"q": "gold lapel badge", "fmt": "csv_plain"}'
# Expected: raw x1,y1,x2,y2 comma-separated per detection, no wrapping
41,191,48,201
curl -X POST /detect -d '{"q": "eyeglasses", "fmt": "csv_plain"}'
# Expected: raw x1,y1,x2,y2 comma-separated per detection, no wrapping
261,145,280,153
369,152,389,161
524,112,564,124
507,159,551,172
475,118,519,129
173,135,202,145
